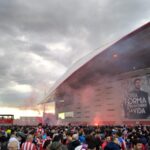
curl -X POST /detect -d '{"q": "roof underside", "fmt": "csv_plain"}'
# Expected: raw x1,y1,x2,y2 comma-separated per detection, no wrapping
44,22,150,102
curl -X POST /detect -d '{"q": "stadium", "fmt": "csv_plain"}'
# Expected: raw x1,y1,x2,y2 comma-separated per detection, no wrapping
43,22,150,125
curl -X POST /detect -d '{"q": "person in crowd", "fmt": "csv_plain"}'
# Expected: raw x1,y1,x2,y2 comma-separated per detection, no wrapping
67,133,80,150
78,130,86,144
8,141,19,150
117,130,127,150
36,132,43,150
49,142,62,150
133,139,144,150
21,134,36,150
48,134,65,150
0,129,8,149
94,131,102,150
42,131,52,150
37,123,44,136
8,129,20,150
101,136,111,150
85,132,96,150
104,137,121,150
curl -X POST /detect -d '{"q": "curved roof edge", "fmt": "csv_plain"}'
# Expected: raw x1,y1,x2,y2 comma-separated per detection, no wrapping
41,22,150,103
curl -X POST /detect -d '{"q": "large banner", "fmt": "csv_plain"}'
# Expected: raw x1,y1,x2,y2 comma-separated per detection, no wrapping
122,75,150,120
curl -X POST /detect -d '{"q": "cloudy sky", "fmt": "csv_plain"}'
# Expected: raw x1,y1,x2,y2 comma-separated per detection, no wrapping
0,0,149,118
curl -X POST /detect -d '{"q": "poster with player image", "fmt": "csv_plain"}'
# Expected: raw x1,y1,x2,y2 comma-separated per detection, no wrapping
123,77,150,119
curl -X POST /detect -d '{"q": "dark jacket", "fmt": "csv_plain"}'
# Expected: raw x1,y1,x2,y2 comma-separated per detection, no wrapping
67,140,80,150
104,142,121,150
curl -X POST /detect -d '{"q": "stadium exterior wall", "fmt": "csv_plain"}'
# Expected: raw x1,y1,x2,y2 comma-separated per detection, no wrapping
45,22,150,125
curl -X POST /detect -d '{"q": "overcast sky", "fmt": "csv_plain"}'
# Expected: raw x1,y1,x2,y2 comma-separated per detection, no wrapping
0,0,150,110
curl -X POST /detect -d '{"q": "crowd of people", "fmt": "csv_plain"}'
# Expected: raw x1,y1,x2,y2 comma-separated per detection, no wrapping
0,123,150,150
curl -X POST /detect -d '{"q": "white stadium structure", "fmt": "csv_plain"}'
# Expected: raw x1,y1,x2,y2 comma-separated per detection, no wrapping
43,22,150,125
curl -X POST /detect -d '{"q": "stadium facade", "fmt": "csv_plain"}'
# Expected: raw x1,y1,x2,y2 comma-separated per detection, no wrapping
43,22,150,125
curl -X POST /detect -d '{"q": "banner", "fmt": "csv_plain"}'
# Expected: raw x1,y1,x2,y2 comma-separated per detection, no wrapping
123,77,150,119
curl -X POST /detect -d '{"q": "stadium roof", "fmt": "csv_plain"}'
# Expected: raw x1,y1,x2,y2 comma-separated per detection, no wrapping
42,22,150,103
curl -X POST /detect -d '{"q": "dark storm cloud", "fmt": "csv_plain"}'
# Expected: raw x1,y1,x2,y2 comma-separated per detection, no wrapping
0,0,149,106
